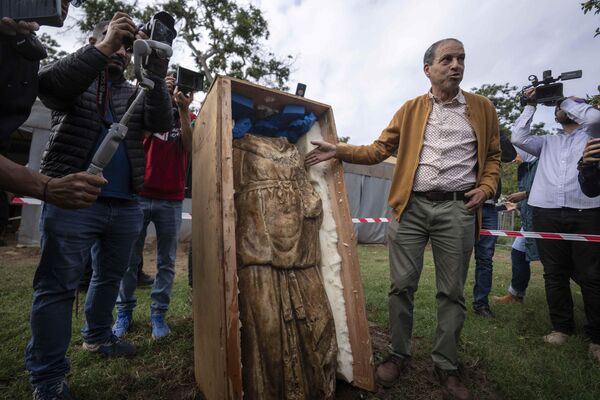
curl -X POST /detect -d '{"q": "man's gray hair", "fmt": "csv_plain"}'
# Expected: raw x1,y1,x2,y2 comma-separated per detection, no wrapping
423,38,463,65
92,21,110,39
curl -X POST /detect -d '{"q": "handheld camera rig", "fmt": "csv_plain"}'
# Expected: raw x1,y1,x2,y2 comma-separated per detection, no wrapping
86,39,173,176
520,69,582,107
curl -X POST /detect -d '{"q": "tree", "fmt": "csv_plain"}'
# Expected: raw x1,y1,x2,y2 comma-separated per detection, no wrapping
77,0,293,89
581,0,600,37
471,83,550,196
471,83,549,136
38,33,69,66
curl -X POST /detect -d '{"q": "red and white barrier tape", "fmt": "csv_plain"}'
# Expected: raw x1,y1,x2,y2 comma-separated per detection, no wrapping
351,218,600,242
9,199,600,242
479,229,600,243
10,197,42,205
352,217,391,223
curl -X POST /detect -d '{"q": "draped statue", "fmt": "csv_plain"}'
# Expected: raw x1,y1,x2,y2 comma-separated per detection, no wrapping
233,134,337,400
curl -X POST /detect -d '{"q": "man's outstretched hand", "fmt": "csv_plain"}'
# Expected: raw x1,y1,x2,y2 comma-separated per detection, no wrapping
46,172,107,209
305,140,337,166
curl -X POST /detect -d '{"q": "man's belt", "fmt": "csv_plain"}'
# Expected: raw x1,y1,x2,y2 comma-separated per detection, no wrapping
413,190,468,202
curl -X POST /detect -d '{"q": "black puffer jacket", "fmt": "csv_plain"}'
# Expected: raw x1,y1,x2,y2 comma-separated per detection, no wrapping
38,45,172,193
0,33,46,140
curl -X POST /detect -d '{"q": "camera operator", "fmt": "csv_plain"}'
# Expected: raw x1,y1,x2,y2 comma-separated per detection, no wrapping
512,88,600,365
24,13,173,399
578,138,600,197
1,1,107,210
113,75,196,340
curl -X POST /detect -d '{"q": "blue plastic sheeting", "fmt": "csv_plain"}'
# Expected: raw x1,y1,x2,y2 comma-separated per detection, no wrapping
232,93,253,120
251,112,317,143
233,118,253,138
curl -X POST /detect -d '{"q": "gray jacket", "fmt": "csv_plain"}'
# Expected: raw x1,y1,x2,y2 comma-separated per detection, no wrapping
38,45,172,193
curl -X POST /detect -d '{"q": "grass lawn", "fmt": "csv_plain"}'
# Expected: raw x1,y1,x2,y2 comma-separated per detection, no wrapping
1,243,599,399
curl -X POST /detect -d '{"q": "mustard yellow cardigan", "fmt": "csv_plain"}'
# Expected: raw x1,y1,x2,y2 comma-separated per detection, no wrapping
336,91,501,221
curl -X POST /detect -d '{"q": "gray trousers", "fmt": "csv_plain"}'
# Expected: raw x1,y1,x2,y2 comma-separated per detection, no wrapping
387,195,475,370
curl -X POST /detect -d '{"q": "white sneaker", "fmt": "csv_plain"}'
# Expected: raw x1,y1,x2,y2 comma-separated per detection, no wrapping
542,331,569,345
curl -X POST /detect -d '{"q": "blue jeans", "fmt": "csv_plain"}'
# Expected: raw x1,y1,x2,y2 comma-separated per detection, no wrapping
117,197,182,316
25,200,142,387
472,204,498,310
509,245,531,297
508,236,531,297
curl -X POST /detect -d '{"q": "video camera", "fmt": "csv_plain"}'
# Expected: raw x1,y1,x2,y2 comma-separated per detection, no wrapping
0,0,75,27
174,66,204,95
520,69,582,107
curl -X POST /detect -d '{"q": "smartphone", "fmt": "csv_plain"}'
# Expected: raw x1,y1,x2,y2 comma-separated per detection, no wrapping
142,18,176,77
1,0,63,27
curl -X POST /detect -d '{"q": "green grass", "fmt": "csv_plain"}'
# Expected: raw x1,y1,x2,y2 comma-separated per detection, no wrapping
358,244,600,400
0,248,197,400
1,245,599,399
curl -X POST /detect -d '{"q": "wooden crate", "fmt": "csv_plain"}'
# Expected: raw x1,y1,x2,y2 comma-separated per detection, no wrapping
191,76,375,399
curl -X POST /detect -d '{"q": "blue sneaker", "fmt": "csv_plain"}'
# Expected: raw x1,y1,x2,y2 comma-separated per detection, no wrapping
33,380,77,400
112,312,132,338
82,335,136,357
151,314,171,339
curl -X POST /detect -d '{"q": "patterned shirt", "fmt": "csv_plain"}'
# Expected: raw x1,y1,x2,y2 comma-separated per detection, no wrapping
413,90,477,191
511,100,600,209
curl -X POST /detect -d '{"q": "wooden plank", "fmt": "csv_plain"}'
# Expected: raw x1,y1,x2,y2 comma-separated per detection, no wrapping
320,109,376,391
192,77,242,399
219,78,243,399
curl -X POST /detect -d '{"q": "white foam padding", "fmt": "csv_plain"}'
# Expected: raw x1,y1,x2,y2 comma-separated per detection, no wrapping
296,122,354,382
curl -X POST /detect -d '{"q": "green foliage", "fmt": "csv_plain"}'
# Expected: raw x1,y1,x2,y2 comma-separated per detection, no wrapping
78,0,293,89
581,0,600,37
588,85,600,108
338,136,350,143
38,33,69,66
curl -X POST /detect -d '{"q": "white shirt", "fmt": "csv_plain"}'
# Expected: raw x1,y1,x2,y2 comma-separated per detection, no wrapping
511,99,600,209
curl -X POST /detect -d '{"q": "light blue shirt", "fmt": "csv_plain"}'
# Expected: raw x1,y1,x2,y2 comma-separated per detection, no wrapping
511,99,600,209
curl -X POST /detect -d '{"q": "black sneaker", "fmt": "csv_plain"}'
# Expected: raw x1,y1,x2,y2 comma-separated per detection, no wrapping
473,306,495,319
33,380,77,400
137,271,155,287
82,335,136,357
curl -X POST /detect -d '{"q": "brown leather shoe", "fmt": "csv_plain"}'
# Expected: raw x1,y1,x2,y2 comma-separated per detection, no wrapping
375,354,408,388
434,367,472,400
492,293,523,304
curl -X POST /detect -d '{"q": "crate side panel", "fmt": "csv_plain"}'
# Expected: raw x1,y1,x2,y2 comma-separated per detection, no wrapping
321,110,376,391
219,78,243,399
192,79,229,399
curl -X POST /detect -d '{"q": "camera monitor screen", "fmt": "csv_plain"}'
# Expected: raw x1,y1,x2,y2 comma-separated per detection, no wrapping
176,66,203,94
150,18,176,46
1,0,63,27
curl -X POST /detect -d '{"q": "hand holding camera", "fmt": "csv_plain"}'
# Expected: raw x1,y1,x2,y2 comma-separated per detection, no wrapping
582,138,600,164
174,87,193,111
519,69,582,107
0,17,38,36
95,12,137,57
